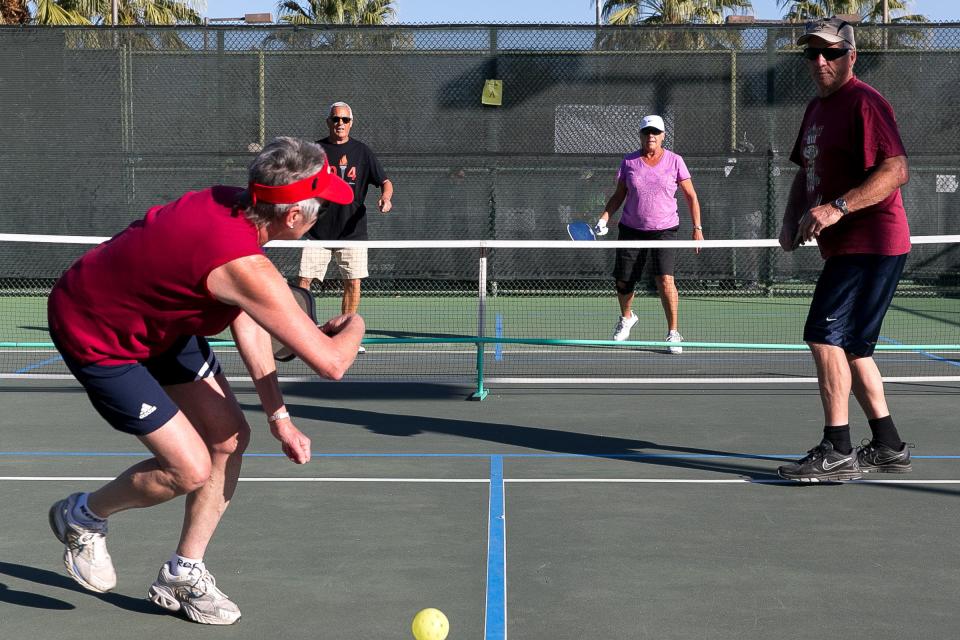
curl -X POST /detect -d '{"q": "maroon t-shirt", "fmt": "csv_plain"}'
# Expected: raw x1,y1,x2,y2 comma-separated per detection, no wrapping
48,186,261,365
790,76,910,258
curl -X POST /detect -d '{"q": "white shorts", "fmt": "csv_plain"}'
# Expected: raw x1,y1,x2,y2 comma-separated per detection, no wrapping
298,245,369,281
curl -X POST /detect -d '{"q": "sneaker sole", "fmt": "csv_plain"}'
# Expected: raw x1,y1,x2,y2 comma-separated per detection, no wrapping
777,469,863,482
860,463,912,474
148,584,242,625
48,503,114,593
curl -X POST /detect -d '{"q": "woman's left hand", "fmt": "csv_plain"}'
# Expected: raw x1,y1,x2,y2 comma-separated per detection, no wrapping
270,419,312,464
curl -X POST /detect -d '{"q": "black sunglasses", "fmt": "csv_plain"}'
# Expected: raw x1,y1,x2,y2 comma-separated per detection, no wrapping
329,116,352,123
640,128,663,135
803,47,850,61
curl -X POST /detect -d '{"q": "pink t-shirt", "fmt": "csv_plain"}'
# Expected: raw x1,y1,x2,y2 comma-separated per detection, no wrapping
789,76,910,258
617,149,691,231
48,186,262,365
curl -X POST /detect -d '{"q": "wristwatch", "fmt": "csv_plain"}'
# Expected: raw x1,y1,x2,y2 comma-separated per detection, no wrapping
831,198,849,216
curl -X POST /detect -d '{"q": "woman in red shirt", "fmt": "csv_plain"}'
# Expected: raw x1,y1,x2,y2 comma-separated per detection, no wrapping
47,137,359,625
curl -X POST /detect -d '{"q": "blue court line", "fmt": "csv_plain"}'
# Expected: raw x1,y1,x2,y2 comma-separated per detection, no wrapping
15,355,64,374
879,336,960,368
2,451,960,460
494,314,503,361
484,455,506,640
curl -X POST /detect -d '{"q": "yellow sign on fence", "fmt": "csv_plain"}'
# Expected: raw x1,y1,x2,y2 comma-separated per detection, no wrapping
482,79,502,106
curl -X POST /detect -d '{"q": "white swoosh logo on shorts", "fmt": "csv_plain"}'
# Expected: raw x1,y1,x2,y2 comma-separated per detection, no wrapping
826,317,838,322
822,457,851,471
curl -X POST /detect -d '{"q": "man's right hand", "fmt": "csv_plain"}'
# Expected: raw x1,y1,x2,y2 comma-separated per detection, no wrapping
593,218,609,236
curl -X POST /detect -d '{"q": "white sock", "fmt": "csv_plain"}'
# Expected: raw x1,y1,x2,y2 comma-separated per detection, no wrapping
70,493,106,527
169,553,205,577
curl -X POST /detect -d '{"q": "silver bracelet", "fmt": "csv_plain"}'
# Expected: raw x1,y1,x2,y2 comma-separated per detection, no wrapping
268,410,290,423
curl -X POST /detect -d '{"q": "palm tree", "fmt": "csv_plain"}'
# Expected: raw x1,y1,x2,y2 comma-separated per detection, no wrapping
0,0,30,23
597,0,753,50
601,0,752,25
777,0,924,23
276,0,395,25
28,0,204,25
272,0,405,51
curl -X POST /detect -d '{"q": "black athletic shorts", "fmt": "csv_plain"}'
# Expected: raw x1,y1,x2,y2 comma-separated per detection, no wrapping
51,334,222,436
613,224,679,282
803,253,908,357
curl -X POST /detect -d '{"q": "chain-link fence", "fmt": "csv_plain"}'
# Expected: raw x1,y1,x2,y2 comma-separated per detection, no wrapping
2,24,959,288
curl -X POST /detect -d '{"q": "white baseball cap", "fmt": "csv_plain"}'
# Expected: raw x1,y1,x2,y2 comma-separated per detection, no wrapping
640,115,665,132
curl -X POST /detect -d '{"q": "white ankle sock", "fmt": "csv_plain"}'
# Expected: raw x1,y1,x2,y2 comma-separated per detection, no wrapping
70,493,106,527
169,553,205,577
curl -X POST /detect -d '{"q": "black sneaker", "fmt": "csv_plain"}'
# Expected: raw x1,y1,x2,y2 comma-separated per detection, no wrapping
778,440,862,483
857,439,913,474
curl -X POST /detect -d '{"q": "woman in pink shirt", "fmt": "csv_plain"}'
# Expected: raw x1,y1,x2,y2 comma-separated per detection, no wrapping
595,115,703,353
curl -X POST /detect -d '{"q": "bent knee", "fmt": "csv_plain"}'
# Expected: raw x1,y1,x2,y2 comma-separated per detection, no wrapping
172,456,212,494
209,424,252,458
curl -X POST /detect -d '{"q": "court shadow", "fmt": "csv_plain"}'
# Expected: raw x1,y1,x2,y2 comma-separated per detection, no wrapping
0,581,74,610
0,562,164,616
263,404,786,481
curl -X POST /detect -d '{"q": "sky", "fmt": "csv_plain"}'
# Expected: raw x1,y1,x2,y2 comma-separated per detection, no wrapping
204,0,958,23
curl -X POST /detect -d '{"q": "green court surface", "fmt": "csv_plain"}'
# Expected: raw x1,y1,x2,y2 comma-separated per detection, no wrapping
2,380,960,639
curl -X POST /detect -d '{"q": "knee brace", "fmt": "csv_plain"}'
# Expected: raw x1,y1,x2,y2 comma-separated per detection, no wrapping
615,281,635,296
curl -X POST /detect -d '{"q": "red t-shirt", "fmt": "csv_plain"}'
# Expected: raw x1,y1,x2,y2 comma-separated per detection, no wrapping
48,186,262,365
790,76,910,258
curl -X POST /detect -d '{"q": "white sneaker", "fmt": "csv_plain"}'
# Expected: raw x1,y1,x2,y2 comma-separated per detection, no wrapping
358,345,366,354
612,312,639,341
48,492,116,593
148,563,242,625
666,330,683,354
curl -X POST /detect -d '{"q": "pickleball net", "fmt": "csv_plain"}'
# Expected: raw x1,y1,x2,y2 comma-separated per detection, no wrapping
2,233,958,389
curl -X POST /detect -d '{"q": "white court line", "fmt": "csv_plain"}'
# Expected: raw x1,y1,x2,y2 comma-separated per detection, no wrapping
3,476,959,484
0,476,488,483
506,478,960,484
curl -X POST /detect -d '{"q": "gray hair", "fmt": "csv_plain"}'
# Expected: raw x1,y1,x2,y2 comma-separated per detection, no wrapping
239,137,327,227
329,101,353,120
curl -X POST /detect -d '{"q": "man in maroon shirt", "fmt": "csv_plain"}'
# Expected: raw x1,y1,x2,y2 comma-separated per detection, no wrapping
776,17,913,482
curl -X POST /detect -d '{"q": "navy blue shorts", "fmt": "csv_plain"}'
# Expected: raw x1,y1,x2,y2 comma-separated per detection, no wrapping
52,335,222,436
613,224,679,282
803,253,908,357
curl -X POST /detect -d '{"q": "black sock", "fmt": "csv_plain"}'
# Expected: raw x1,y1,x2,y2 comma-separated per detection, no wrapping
868,415,903,450
823,425,852,455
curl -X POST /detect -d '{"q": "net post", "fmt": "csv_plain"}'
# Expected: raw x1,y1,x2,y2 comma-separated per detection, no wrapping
471,246,489,400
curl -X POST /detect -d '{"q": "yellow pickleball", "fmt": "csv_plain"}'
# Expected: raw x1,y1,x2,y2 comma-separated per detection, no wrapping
411,607,449,640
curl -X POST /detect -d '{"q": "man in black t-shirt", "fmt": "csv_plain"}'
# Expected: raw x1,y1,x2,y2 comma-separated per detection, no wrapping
298,102,393,346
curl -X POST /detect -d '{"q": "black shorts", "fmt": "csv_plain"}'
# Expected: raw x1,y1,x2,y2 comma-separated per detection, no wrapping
613,224,679,282
51,334,222,436
803,253,908,357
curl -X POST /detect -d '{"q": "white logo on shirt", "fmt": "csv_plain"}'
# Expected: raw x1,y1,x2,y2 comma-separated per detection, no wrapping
139,403,157,420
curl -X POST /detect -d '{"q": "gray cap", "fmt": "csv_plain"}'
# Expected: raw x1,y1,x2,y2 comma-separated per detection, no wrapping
797,16,856,49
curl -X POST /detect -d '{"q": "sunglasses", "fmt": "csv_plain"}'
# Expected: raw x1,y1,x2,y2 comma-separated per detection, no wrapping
640,128,663,135
329,116,352,124
803,47,850,61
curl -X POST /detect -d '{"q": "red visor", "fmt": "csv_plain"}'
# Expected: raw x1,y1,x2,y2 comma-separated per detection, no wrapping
248,157,354,206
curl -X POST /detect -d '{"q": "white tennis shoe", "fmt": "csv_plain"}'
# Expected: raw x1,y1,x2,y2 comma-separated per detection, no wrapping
666,330,684,354
612,312,639,341
148,563,242,625
48,493,116,593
